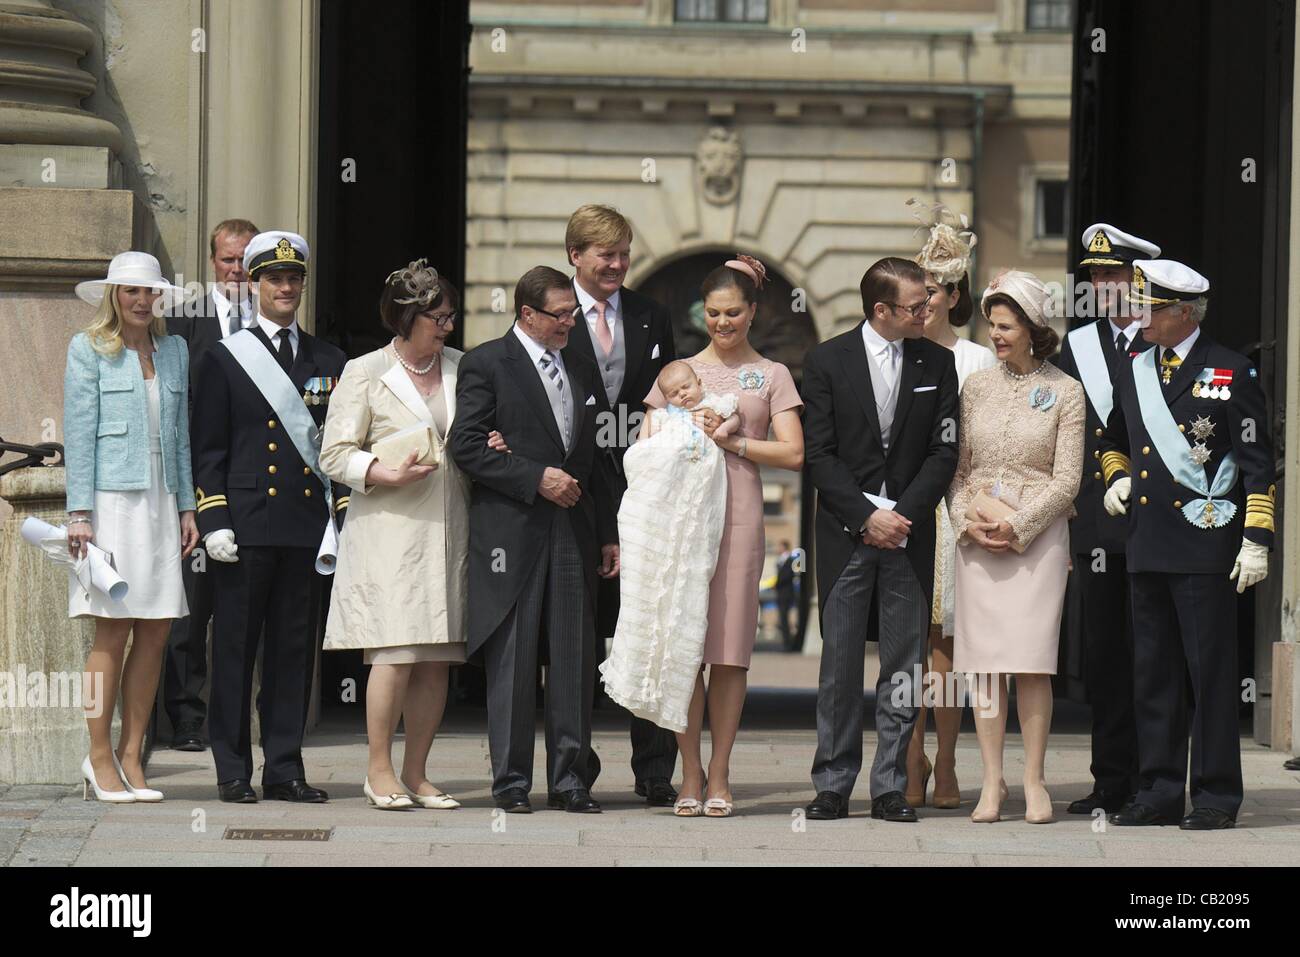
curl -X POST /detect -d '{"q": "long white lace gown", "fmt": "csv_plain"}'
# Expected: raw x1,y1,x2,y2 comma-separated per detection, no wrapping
599,394,735,732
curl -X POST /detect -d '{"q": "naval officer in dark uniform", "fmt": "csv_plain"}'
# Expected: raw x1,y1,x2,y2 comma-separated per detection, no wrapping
1099,259,1273,830
1055,223,1159,815
192,230,349,803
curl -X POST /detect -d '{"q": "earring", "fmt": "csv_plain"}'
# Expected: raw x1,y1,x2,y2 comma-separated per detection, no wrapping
1030,343,1035,357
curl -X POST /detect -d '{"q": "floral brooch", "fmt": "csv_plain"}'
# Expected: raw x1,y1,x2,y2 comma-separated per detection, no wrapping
738,367,765,391
1028,385,1056,412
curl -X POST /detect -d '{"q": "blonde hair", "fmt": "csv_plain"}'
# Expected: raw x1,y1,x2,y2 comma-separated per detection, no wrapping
565,204,633,257
85,284,168,356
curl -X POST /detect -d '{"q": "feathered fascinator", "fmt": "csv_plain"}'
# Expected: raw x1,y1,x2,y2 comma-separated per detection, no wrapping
386,258,442,306
725,253,768,290
908,198,977,286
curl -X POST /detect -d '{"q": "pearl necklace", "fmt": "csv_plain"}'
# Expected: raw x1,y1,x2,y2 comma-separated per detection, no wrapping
392,339,438,376
1001,360,1044,382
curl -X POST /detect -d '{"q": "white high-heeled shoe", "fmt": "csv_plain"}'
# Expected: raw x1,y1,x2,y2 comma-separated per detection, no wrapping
81,755,135,804
112,751,163,802
364,778,415,810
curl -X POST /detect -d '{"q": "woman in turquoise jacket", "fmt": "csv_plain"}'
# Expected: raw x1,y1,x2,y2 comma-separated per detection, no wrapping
63,251,200,804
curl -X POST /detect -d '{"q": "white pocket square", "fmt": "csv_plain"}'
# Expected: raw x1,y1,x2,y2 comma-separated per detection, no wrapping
585,394,596,406
913,385,938,392
651,344,660,359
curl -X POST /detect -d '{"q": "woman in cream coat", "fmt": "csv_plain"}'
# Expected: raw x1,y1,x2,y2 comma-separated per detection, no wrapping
320,260,469,810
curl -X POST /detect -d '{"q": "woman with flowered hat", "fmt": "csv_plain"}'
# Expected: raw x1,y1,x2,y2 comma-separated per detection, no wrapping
947,269,1084,823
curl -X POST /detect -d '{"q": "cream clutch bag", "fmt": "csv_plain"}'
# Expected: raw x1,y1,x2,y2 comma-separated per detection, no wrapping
964,489,1025,554
372,423,440,469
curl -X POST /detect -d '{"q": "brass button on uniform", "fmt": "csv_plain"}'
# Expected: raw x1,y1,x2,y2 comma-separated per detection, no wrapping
1139,496,1148,505
1094,427,1103,438
1174,500,1183,508
1178,423,1186,432
268,419,277,429
268,487,278,497
1142,445,1151,455
1139,470,1148,479
303,466,311,475
268,465,277,475
1094,471,1102,480
268,442,278,452
304,488,312,498
1093,450,1101,459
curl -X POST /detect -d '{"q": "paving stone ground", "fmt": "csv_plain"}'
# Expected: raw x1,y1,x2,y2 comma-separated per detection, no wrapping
3,669,1299,867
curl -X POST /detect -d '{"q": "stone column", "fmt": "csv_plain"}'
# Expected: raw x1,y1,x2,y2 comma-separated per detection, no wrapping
0,467,115,785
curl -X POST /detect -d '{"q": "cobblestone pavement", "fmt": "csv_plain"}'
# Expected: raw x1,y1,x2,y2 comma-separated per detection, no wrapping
3,687,1299,867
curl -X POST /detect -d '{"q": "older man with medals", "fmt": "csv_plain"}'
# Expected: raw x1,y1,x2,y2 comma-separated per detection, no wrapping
1098,259,1273,830
1055,224,1159,816
191,230,349,803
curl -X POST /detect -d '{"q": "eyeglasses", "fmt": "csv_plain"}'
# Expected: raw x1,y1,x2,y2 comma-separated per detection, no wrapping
884,300,932,319
530,305,580,322
426,311,457,328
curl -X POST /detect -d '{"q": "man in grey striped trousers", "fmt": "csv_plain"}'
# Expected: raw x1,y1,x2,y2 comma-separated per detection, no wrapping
800,258,959,822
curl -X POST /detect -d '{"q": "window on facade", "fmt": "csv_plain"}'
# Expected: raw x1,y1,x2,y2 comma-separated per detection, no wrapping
1035,179,1068,240
675,0,769,23
1026,0,1071,31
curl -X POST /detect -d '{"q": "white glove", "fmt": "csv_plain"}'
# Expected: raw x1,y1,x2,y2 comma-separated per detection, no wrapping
1103,476,1131,516
204,528,239,563
1229,540,1268,594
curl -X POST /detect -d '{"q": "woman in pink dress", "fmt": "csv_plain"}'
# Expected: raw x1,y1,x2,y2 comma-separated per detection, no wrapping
644,255,804,816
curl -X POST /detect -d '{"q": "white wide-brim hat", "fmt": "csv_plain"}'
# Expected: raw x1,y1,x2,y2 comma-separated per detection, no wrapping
74,251,186,308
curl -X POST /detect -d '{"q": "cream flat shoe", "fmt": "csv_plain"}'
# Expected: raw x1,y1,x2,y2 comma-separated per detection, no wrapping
113,751,163,802
364,778,415,810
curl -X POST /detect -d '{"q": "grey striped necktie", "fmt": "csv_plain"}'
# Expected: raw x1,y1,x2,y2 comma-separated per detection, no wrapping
540,350,563,392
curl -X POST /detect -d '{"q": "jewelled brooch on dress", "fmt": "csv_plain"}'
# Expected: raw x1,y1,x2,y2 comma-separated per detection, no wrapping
737,367,765,391
1028,384,1056,412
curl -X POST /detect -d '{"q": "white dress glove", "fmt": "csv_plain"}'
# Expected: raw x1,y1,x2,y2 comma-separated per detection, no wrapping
1102,476,1131,516
204,528,239,563
1229,540,1268,594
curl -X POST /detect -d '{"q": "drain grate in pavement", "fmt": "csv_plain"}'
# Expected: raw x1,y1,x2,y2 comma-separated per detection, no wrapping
223,827,332,842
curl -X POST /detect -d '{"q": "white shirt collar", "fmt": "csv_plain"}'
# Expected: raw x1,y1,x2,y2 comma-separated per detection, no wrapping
861,319,900,358
1167,325,1200,361
573,279,621,321
513,323,560,366
1108,318,1138,347
257,314,298,348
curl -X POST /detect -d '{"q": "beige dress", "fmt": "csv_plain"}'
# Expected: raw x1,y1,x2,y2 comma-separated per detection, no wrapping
948,362,1085,674
319,347,470,664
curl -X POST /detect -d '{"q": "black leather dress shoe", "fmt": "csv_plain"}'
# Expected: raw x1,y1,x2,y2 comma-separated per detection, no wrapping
870,791,918,822
263,779,329,803
1284,755,1300,771
805,791,848,820
218,779,258,803
1180,808,1235,830
1108,802,1177,826
547,788,602,813
1067,790,1129,815
636,778,678,807
494,787,532,813
171,719,206,752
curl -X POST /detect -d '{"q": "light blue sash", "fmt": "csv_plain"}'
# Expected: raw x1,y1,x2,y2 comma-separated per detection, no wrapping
1133,349,1237,528
1067,324,1114,425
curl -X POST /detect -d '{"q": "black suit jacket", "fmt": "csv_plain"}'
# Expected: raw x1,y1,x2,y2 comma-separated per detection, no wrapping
167,292,253,395
449,327,619,655
1099,332,1274,574
562,281,676,480
191,325,349,547
802,325,959,623
1056,319,1149,554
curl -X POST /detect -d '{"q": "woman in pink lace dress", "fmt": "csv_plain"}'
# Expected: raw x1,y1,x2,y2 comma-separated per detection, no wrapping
644,255,804,817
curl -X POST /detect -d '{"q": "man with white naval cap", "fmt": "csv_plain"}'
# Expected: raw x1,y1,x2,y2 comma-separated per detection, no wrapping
1098,259,1273,829
1055,223,1160,816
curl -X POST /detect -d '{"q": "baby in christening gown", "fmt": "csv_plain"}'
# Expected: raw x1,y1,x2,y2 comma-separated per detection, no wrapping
599,361,738,732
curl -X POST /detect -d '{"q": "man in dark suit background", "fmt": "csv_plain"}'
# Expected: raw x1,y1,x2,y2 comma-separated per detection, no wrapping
802,257,959,823
560,204,679,806
774,540,798,652
1055,223,1159,815
450,266,620,814
162,217,259,751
